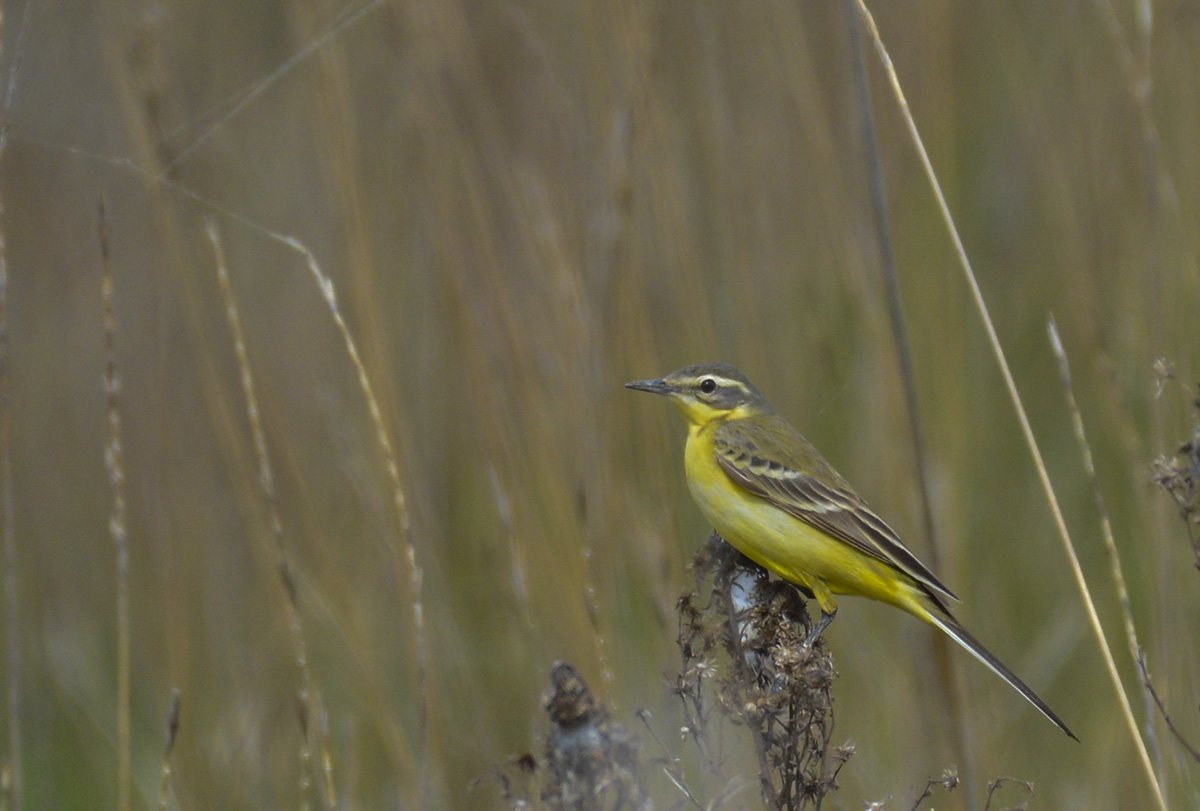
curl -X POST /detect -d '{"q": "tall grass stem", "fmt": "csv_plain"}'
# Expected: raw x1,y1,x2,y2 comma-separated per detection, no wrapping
0,4,35,806
98,198,131,811
206,221,337,809
278,233,428,809
1048,317,1164,791
841,2,975,796
852,2,1166,808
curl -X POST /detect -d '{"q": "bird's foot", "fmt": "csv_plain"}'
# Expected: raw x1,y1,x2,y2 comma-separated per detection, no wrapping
802,608,836,649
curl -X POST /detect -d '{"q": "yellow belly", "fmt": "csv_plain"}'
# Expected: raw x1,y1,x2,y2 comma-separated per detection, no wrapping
684,423,927,616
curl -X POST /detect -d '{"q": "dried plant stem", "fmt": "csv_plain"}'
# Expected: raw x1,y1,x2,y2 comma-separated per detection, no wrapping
908,769,958,811
841,2,974,797
0,4,34,807
851,4,1166,809
1048,318,1163,775
277,233,428,807
0,136,13,811
205,221,337,809
0,185,13,811
842,0,941,580
27,143,426,797
1093,0,1175,216
160,0,384,175
98,199,131,811
635,710,717,811
1137,654,1200,762
983,777,1033,810
676,536,846,810
157,690,181,811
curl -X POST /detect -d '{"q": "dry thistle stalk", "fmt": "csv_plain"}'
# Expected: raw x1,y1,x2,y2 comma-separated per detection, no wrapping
1147,400,1200,761
907,767,960,810
542,662,648,810
676,533,851,811
493,662,648,811
1151,417,1200,571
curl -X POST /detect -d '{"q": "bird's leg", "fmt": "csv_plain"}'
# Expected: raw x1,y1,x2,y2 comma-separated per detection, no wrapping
804,580,838,647
803,608,837,648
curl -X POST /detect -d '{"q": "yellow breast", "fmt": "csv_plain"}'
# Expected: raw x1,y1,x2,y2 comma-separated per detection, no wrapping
683,421,925,614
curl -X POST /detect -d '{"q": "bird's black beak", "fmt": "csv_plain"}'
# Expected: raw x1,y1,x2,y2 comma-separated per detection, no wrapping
624,378,673,396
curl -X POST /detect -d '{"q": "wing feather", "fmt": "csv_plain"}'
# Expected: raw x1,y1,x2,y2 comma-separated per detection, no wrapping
713,417,958,607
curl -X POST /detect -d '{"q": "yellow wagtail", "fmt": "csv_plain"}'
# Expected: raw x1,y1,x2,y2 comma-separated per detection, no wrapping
627,362,1075,739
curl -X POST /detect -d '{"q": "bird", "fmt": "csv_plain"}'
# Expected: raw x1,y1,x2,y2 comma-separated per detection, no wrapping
626,361,1075,739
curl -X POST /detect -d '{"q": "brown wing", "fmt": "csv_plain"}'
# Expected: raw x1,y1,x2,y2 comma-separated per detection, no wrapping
713,416,958,608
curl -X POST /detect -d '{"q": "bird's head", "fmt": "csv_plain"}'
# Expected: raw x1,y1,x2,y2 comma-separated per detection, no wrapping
625,362,772,426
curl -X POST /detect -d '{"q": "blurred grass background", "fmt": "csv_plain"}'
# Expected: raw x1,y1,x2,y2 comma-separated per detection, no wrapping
1,0,1198,807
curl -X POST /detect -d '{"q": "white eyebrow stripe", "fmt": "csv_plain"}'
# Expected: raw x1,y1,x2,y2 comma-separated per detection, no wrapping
695,376,750,395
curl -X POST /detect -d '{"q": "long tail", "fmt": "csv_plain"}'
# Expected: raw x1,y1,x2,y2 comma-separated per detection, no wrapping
926,611,1078,740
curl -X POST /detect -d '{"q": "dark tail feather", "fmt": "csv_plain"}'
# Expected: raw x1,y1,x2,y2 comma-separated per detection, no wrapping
928,612,1078,741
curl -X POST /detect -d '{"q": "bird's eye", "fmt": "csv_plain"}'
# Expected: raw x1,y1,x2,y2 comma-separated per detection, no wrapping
699,378,717,394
